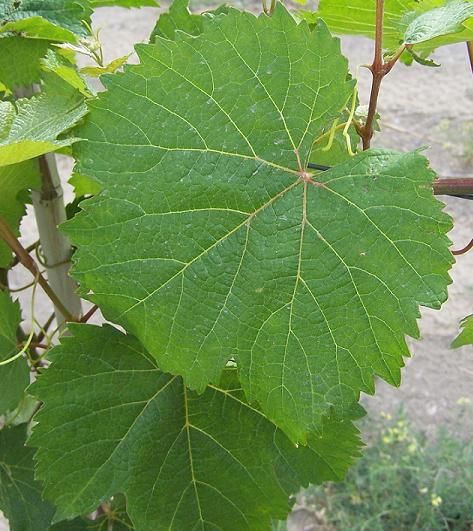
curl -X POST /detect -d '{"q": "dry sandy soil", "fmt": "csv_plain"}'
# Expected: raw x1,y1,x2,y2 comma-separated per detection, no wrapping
2,2,473,529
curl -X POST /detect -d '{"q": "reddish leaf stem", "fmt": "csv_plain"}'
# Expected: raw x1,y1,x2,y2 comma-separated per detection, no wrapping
467,41,473,74
359,0,406,150
0,216,76,322
452,238,473,256
80,304,99,323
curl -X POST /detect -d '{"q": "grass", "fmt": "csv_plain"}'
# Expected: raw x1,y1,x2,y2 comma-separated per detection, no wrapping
294,408,473,530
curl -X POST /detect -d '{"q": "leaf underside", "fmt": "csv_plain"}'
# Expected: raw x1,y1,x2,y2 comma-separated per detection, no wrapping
65,4,453,443
29,324,362,530
0,75,87,166
314,0,473,59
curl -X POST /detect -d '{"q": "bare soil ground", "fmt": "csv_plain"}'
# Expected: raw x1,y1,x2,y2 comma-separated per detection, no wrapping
2,3,473,529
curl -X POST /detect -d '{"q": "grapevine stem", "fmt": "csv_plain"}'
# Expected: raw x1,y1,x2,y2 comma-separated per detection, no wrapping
80,304,99,323
0,217,76,322
452,237,473,256
359,0,406,150
467,41,473,74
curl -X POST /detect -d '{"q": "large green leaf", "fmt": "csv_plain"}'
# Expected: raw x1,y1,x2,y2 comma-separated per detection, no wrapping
0,159,40,266
0,291,29,414
0,75,87,166
0,424,55,531
313,0,473,58
29,324,361,530
65,5,452,442
0,0,91,42
0,36,50,89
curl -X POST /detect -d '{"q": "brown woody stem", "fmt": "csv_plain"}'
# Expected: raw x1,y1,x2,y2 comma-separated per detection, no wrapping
359,0,406,150
467,41,473,74
0,217,76,322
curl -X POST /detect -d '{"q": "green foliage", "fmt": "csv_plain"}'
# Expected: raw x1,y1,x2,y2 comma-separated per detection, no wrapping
301,412,473,530
0,0,466,528
0,292,29,414
0,0,92,41
0,424,55,531
29,324,362,530
0,160,40,265
0,75,87,165
65,4,452,443
452,314,473,347
0,37,50,90
150,0,204,40
311,0,473,61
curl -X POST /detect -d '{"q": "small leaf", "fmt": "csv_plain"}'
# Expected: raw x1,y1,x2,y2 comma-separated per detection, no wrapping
80,55,129,77
42,49,92,96
66,6,453,442
315,0,473,61
452,314,473,347
0,292,29,414
0,0,91,41
69,173,102,197
0,75,87,166
0,424,55,531
29,324,362,530
403,0,473,45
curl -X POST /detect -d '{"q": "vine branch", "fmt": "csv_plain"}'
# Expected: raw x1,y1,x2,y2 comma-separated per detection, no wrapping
359,0,407,149
0,216,76,322
467,41,473,74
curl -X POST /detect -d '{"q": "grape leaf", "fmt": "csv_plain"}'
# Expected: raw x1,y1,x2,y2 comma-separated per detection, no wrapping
0,159,40,266
452,314,473,347
65,5,452,442
313,0,473,59
0,424,55,531
29,324,361,530
0,292,29,414
150,0,204,41
0,0,91,42
403,0,473,45
42,49,92,96
80,55,129,77
0,75,87,166
0,36,50,89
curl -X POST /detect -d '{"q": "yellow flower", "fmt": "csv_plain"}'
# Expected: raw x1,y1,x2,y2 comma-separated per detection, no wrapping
431,494,442,507
456,397,471,406
419,487,428,495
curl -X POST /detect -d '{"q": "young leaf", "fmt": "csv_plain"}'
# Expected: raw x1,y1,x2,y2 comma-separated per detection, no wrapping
0,292,29,414
0,424,55,531
403,0,473,45
41,49,92,96
313,0,473,60
0,0,92,42
0,37,50,90
452,314,473,347
0,160,40,266
66,5,452,442
80,55,129,77
0,75,87,166
29,324,362,530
